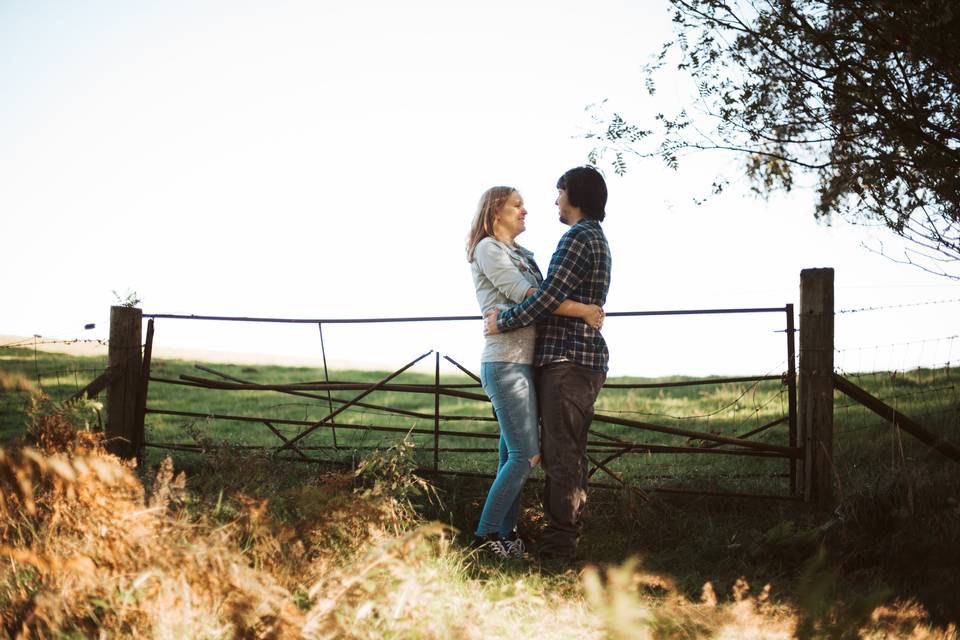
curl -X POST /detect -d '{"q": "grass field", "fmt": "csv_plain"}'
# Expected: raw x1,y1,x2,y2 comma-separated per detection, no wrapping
2,346,959,637
3,345,957,492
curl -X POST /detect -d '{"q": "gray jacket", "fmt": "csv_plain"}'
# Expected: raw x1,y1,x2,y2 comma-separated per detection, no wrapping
471,237,542,363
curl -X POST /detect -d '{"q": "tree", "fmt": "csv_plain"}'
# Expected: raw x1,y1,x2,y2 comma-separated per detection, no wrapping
588,0,960,278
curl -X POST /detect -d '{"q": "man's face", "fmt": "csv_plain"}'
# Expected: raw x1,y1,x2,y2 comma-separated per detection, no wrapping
556,188,575,225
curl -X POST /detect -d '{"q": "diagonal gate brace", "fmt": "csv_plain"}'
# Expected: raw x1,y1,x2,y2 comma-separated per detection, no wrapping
276,350,434,452
834,373,960,463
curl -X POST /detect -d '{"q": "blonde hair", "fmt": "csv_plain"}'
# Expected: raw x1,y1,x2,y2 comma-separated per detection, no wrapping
466,186,516,262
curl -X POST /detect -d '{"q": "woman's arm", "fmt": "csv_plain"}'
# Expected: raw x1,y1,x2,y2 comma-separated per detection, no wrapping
475,241,540,303
525,289,604,329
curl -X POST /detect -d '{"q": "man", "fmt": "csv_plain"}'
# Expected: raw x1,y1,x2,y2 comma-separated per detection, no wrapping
484,165,611,562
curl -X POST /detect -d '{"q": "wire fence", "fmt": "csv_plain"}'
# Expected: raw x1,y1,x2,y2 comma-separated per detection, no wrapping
833,296,960,463
6,294,959,495
0,338,109,441
0,338,109,401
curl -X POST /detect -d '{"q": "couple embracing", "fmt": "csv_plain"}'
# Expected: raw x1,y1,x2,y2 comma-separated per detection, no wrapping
466,165,611,563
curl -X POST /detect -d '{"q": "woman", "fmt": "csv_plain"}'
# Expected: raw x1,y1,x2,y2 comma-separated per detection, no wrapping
466,186,603,559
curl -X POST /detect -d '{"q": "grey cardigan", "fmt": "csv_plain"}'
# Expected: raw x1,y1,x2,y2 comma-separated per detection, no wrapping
471,237,542,363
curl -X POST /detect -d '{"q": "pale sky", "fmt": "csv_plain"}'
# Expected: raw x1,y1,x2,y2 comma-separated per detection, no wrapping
2,0,957,377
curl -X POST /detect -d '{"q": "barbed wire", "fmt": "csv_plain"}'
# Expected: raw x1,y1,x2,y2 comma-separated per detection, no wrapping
837,297,960,314
837,362,957,378
0,337,109,349
0,338,36,349
835,363,954,381
835,335,958,354
840,366,957,381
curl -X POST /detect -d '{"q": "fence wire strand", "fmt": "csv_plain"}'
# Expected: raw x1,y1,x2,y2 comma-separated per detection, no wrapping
837,297,960,314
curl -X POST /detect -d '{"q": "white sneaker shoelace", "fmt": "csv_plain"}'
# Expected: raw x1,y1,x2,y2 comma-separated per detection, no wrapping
504,534,525,559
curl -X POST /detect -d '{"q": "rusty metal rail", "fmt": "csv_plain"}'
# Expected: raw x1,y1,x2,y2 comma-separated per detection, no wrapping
142,306,788,324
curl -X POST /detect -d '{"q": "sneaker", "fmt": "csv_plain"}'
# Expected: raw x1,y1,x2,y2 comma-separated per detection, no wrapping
471,533,510,559
503,530,525,559
535,545,577,564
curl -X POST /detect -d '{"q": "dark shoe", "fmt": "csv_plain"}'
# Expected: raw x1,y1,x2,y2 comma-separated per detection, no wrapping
471,533,510,559
503,529,526,560
535,545,577,564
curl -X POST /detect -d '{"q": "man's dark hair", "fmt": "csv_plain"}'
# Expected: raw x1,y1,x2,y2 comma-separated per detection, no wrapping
556,165,607,222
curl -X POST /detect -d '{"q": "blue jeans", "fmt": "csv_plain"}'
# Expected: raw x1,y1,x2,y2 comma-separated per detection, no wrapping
476,362,540,537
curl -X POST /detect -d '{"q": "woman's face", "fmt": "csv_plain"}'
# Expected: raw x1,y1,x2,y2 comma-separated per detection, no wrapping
493,191,527,240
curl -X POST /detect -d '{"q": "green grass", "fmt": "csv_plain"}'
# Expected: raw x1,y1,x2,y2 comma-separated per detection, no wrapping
1,346,802,488
0,348,110,440
2,346,959,625
3,346,957,495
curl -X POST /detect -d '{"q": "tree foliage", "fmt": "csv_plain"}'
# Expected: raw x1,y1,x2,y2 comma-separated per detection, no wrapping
588,0,960,278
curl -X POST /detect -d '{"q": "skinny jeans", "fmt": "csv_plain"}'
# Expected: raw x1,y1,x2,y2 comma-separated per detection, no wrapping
475,362,540,538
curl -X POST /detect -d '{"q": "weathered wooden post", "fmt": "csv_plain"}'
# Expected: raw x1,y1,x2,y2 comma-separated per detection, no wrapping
106,306,143,460
798,268,835,504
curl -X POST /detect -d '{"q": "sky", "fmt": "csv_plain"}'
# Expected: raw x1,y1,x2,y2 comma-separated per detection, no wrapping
2,0,958,378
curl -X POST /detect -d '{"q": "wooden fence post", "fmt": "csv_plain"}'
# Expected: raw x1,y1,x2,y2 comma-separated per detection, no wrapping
798,268,835,504
106,306,143,460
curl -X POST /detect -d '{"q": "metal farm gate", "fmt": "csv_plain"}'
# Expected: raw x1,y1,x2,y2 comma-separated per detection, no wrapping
94,298,809,503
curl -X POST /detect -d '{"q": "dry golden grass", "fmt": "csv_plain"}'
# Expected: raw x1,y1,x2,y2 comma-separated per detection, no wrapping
0,370,38,394
0,408,304,637
0,394,466,638
582,560,957,640
0,393,956,638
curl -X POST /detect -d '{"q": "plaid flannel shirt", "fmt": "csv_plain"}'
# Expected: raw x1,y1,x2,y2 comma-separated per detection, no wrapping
496,219,611,371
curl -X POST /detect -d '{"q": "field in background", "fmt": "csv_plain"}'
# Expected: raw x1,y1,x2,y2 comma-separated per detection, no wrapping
3,345,958,492
2,346,959,636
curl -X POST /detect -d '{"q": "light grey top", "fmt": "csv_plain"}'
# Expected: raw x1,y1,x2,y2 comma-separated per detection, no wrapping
471,236,543,363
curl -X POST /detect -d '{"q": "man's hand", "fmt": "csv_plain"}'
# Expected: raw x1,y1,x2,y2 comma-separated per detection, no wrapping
585,305,605,331
483,309,501,335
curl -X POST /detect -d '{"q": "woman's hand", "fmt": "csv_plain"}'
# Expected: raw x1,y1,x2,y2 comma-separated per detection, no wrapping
483,308,501,335
584,305,604,331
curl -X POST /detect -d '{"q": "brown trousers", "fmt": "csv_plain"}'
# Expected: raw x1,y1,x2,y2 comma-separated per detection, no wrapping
536,361,606,556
